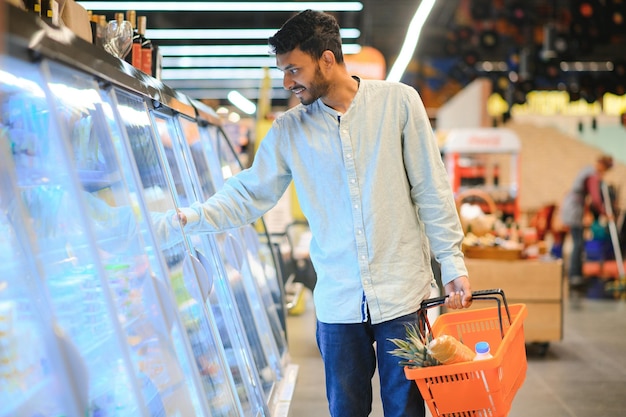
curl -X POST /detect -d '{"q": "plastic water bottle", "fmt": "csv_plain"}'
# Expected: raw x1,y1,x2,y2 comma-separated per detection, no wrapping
474,341,493,360
474,341,495,413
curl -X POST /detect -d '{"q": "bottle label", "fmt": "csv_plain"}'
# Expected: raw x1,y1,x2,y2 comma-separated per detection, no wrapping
141,49,153,76
132,44,142,69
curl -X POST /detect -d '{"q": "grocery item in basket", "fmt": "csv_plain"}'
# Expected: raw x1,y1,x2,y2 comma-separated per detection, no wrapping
387,323,440,368
428,334,476,364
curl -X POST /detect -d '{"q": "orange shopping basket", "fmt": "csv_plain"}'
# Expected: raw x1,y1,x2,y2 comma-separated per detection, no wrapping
405,289,528,417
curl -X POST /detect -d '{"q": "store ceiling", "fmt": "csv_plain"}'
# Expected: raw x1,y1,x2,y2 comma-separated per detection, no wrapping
78,0,626,111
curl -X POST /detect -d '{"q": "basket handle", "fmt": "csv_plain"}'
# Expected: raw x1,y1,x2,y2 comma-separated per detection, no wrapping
418,288,512,339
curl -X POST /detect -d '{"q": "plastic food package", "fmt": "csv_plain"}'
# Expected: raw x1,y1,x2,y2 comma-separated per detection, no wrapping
428,334,476,364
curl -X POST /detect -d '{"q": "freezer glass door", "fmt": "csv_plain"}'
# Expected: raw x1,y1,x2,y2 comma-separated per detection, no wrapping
2,56,145,416
41,60,209,417
204,125,288,365
240,224,288,358
203,124,240,184
0,140,77,415
186,120,283,397
97,88,209,417
175,115,270,416
111,93,240,417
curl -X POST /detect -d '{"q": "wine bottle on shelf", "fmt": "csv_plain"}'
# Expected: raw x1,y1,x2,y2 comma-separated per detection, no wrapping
96,14,107,48
137,16,153,76
23,0,41,17
88,11,98,44
126,10,142,70
152,45,163,80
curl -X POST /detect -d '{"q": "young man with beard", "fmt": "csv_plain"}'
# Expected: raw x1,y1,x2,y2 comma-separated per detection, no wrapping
169,9,472,417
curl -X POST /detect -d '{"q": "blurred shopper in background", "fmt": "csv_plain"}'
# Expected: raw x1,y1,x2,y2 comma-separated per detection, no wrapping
560,155,614,288
168,10,472,417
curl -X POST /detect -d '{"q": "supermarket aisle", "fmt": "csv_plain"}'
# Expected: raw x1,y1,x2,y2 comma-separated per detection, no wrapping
285,288,626,417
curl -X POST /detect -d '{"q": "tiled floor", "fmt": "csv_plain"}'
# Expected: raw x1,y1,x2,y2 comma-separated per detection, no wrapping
285,283,626,417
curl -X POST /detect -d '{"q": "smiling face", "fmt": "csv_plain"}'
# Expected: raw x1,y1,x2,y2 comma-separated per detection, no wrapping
276,48,331,105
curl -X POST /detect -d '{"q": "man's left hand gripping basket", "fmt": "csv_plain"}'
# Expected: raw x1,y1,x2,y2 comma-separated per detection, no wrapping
405,289,528,417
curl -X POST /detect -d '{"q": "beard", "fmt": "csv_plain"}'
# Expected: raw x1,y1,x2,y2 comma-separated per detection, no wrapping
297,65,331,105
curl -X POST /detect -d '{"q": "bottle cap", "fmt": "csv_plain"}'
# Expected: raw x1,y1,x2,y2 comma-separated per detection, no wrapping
475,341,490,354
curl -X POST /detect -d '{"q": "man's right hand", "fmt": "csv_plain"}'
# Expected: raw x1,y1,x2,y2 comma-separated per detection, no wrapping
174,209,187,227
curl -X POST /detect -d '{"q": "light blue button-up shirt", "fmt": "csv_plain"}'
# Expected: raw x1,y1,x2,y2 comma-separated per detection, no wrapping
179,79,468,324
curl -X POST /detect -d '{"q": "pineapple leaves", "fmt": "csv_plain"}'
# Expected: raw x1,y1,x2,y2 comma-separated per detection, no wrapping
387,323,440,368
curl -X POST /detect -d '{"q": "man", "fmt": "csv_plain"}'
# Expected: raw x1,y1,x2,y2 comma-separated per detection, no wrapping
172,10,472,417
560,154,614,288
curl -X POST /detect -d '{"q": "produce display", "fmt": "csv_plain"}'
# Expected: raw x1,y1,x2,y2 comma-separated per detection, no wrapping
459,203,547,259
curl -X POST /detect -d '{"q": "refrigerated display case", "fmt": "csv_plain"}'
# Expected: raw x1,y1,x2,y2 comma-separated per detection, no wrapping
193,103,301,322
193,107,289,360
2,4,294,416
167,113,272,417
110,89,243,417
41,57,218,417
0,139,82,417
150,108,283,406
1,53,149,417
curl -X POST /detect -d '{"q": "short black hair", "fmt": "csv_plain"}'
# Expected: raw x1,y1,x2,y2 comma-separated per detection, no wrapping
268,9,344,64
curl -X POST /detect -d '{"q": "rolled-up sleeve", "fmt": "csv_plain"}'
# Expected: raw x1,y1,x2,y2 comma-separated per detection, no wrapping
182,126,293,234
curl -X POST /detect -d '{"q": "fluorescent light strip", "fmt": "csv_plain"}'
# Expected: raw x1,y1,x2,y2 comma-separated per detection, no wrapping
386,0,437,82
167,78,287,89
181,89,291,100
78,1,363,12
162,67,285,80
147,28,360,40
162,56,276,68
160,45,271,56
158,44,361,56
560,61,614,72
227,90,256,114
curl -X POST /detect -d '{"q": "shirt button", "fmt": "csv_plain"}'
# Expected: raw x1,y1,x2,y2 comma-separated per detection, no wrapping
357,229,363,235
361,255,366,260
354,204,359,209
350,179,356,184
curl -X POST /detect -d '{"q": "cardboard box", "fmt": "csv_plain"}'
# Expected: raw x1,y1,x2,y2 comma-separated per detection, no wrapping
58,0,92,43
465,258,563,342
523,302,562,342
465,258,563,301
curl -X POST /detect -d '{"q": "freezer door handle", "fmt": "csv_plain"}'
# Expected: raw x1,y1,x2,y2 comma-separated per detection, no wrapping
184,252,213,303
148,274,177,332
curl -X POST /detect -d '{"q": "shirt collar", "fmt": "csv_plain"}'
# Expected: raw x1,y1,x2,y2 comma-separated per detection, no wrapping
318,76,363,118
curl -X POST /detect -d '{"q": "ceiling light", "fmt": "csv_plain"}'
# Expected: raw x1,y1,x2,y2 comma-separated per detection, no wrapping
559,61,614,72
146,28,360,40
227,90,256,115
162,68,283,80
158,44,361,57
77,2,363,12
162,56,277,68
228,112,242,123
159,45,272,56
386,0,437,82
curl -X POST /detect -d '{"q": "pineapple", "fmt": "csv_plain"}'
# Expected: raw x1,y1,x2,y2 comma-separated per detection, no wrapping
388,323,440,368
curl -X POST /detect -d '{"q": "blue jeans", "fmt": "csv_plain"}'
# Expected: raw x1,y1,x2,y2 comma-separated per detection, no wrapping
316,311,425,417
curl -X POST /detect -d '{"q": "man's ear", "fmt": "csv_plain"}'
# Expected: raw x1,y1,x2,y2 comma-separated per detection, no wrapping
320,50,336,68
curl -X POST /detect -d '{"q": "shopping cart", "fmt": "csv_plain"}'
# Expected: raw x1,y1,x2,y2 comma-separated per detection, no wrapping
405,289,528,417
